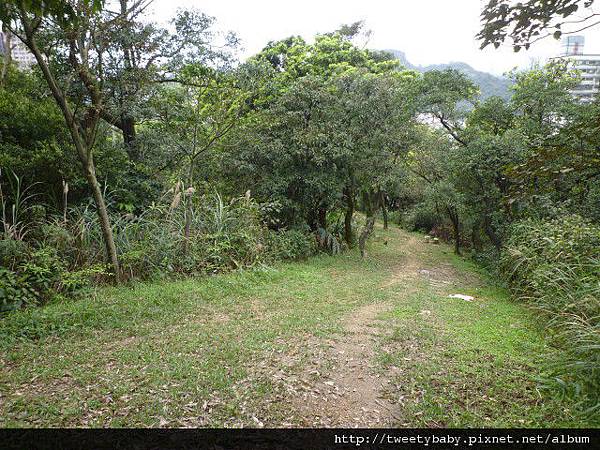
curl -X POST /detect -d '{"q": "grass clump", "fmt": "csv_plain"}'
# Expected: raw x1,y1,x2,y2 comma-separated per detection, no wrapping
501,214,600,414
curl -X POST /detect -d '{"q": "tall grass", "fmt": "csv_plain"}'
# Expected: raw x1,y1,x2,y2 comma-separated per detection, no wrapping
501,215,600,415
1,183,318,312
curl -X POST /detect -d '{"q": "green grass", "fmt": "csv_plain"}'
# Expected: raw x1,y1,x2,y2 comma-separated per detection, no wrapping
376,237,595,427
0,227,596,427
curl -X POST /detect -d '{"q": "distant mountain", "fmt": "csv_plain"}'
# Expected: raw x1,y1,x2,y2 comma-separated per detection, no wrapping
384,49,513,100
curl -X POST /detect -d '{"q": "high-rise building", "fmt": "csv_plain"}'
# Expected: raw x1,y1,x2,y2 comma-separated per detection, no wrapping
0,31,36,69
552,35,600,104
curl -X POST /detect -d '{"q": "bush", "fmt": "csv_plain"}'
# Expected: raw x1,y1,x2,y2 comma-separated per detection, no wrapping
1,190,323,311
0,245,71,311
265,229,316,260
501,215,600,410
116,192,270,278
387,209,402,226
401,204,439,232
0,267,37,312
0,238,28,268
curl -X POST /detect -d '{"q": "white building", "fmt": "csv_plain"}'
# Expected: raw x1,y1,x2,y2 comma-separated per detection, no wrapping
0,31,36,70
552,36,600,104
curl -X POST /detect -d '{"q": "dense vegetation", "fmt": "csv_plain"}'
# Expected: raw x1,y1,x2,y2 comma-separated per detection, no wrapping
0,0,599,422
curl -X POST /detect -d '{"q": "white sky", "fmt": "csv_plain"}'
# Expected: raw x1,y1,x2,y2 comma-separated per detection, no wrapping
152,0,600,76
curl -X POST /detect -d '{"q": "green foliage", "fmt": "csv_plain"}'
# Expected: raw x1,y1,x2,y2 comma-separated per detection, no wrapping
0,244,75,312
478,0,597,51
0,267,36,312
0,68,74,204
407,57,600,412
265,229,316,260
115,193,269,278
1,0,598,420
502,215,600,408
401,205,440,232
0,237,27,267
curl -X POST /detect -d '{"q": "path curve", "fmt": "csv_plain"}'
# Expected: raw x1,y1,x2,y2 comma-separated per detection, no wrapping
290,230,423,427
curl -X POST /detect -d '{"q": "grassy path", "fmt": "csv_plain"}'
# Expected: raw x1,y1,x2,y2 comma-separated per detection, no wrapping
0,226,592,427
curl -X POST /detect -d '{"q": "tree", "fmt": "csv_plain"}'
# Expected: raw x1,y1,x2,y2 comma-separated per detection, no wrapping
0,65,77,204
96,1,238,162
332,68,419,252
509,60,579,141
150,64,250,251
478,0,598,51
505,62,598,220
227,27,410,249
252,29,398,86
418,69,478,147
227,74,343,230
1,0,122,279
406,126,465,255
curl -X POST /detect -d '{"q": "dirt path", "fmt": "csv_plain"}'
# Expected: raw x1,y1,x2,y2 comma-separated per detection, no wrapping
288,231,424,427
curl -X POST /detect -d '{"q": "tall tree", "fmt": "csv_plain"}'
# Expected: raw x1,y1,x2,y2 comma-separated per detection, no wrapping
151,64,250,251
1,0,122,279
97,1,238,162
332,68,419,251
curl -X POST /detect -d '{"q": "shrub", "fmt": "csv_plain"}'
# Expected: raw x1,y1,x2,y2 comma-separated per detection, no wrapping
0,267,37,312
0,238,28,268
1,190,323,311
0,245,71,311
501,215,600,410
387,209,402,226
265,229,316,260
116,192,270,278
401,204,439,232
59,265,109,296
37,221,77,264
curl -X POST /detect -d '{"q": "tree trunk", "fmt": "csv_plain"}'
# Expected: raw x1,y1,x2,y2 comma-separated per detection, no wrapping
447,206,461,255
62,180,69,223
359,214,376,258
483,215,502,251
318,206,327,229
471,218,483,252
0,25,11,85
183,197,192,254
359,190,378,258
85,161,121,281
122,115,138,161
19,22,121,281
183,164,194,254
343,185,355,247
379,190,388,230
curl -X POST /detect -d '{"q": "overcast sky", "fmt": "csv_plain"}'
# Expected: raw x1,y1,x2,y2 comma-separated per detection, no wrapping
152,0,600,76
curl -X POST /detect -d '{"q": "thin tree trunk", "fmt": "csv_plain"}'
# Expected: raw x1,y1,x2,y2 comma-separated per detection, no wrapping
359,214,376,258
183,198,192,253
318,206,327,229
119,0,139,162
183,163,194,254
471,218,482,252
122,115,138,161
483,215,502,251
85,164,121,280
0,25,11,85
359,190,378,258
379,189,388,230
19,18,121,281
343,185,355,247
447,206,461,255
62,180,69,223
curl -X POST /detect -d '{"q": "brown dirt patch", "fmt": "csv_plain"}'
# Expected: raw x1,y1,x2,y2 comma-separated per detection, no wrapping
287,302,401,426
276,232,429,427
